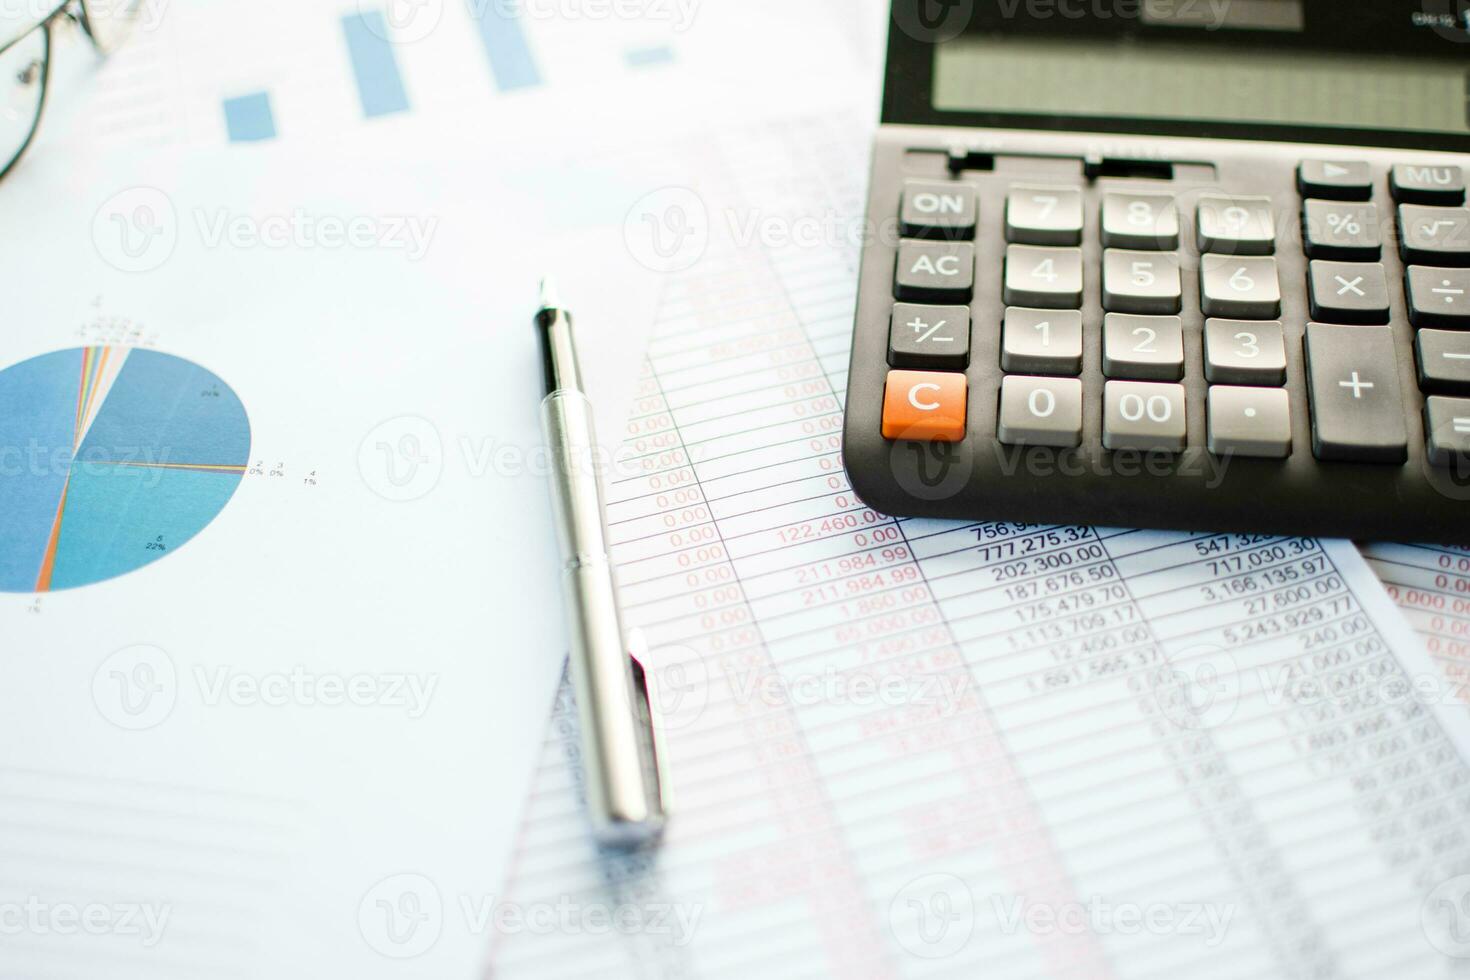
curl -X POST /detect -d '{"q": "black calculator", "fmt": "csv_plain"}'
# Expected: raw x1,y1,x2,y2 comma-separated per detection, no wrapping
843,0,1470,543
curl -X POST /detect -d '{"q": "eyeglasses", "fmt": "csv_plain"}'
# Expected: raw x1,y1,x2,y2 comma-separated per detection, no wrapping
0,0,141,181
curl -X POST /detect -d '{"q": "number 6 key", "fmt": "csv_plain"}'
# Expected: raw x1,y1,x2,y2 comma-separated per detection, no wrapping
1200,254,1281,319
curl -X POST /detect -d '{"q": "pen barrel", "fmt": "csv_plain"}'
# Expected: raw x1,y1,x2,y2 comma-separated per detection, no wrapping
540,389,665,845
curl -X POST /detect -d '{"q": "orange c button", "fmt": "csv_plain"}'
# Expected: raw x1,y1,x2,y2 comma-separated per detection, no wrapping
881,370,967,442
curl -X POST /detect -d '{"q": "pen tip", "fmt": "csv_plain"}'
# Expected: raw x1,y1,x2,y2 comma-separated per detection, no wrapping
538,276,560,311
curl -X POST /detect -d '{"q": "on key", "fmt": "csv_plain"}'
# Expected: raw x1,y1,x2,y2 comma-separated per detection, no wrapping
1304,322,1408,463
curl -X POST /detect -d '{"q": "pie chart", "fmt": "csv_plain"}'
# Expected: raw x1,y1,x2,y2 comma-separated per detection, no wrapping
0,346,251,592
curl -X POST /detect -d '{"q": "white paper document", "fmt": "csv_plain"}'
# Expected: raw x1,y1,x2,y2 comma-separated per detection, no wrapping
489,120,1470,979
1362,543,1470,709
0,135,676,976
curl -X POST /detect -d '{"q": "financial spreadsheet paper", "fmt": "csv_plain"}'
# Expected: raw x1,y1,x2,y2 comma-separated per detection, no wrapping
1362,543,1470,710
486,118,1470,979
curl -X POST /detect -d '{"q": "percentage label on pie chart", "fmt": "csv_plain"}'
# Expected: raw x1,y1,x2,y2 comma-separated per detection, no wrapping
0,346,250,592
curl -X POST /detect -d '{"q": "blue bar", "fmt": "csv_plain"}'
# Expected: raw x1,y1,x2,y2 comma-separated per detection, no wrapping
222,92,276,141
624,45,674,69
342,11,411,118
470,2,541,91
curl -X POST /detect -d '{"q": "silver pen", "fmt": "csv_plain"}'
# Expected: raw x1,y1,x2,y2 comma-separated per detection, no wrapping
534,277,667,847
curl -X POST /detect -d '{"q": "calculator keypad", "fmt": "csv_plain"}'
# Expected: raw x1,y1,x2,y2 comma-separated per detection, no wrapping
1005,185,1083,246
1307,260,1391,324
1406,266,1470,328
1425,395,1470,464
1001,307,1082,375
1101,249,1182,314
1203,319,1287,386
1102,381,1187,452
1003,245,1083,308
1415,329,1470,393
1391,164,1465,206
1199,255,1281,319
1207,386,1292,458
1102,314,1184,381
1297,160,1373,201
881,369,966,441
1196,195,1276,255
1101,192,1178,250
888,303,969,369
1302,200,1381,260
1397,205,1470,266
894,240,974,302
1304,323,1408,462
866,149,1470,490
900,180,978,238
997,376,1083,447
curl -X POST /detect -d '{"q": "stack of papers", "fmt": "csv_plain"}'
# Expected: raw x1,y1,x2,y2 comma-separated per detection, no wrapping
6,1,1470,977
487,113,1470,978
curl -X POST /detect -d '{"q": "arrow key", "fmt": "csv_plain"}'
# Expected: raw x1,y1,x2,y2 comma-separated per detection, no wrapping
1297,160,1372,201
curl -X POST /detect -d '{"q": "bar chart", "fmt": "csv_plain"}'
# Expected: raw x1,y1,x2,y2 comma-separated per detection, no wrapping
215,1,681,143
73,0,857,151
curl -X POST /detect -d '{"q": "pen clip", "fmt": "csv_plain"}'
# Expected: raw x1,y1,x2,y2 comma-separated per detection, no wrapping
625,627,672,824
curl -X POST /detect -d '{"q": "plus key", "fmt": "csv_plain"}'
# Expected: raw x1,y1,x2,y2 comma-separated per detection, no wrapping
1304,323,1408,462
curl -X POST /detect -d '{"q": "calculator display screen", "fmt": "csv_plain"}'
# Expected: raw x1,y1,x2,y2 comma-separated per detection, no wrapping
932,35,1470,137
886,0,1470,151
